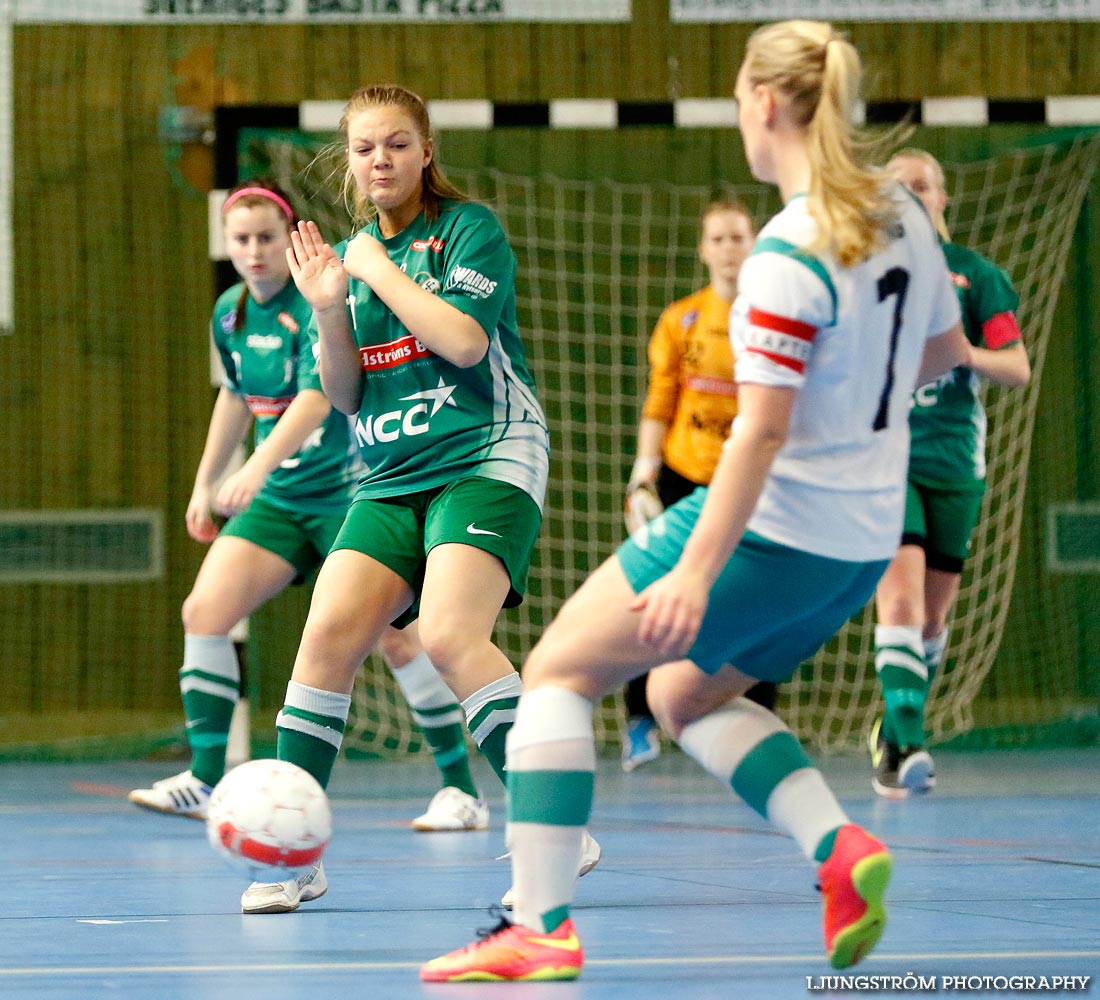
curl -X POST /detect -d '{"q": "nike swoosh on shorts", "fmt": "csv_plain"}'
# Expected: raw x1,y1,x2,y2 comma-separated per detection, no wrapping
466,523,502,537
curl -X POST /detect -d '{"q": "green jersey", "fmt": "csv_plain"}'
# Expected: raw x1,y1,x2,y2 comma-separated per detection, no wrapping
213,279,360,516
908,242,1020,484
322,200,549,509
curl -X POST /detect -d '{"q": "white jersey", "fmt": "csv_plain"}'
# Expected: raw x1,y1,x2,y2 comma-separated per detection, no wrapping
731,187,961,561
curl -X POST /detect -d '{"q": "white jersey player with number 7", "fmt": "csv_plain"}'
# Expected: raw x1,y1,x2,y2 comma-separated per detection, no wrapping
423,18,972,983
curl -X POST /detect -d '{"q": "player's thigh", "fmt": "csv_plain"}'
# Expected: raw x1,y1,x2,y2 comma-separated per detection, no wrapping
419,543,512,653
295,549,413,693
185,535,297,632
524,554,673,702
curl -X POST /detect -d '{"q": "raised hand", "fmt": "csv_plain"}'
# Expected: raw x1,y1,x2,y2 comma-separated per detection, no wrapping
287,220,348,312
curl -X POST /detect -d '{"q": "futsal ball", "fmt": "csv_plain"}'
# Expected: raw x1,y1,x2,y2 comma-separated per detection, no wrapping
206,759,332,880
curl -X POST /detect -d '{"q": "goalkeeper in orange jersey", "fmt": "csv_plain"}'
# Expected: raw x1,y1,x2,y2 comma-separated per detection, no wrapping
621,200,776,770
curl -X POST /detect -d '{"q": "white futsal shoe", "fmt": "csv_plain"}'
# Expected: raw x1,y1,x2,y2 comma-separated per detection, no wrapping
412,786,490,832
127,770,212,820
241,861,328,914
499,829,602,910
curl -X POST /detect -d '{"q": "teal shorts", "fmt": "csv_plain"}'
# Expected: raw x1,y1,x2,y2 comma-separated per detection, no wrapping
220,494,347,584
331,476,543,629
618,490,888,682
903,476,986,573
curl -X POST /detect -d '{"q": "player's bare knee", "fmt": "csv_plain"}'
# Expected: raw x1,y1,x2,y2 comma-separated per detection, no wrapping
298,610,362,672
181,591,229,636
416,620,468,674
645,679,693,741
520,643,553,688
376,626,420,668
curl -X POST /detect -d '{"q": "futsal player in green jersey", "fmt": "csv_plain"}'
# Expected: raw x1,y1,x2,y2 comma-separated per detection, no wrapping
243,84,602,916
130,180,486,841
869,149,1031,798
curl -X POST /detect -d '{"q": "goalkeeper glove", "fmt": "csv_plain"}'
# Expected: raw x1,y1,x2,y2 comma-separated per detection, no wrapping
624,456,663,535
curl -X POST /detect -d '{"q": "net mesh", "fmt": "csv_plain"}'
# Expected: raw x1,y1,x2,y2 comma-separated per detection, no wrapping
246,129,1100,757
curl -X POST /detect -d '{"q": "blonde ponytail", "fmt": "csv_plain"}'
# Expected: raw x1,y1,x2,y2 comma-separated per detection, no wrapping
745,20,900,267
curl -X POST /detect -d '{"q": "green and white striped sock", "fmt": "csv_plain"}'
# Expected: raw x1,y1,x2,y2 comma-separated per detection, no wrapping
875,624,928,748
180,633,239,787
462,672,523,785
392,651,478,798
679,697,848,864
276,681,351,789
506,685,595,933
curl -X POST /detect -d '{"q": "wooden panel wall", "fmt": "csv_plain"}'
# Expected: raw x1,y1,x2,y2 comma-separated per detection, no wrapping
1,6,1096,722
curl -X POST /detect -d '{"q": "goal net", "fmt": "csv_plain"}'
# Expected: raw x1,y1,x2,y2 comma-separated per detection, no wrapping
240,127,1100,757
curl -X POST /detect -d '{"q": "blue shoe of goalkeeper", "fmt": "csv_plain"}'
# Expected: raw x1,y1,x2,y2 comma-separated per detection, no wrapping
622,715,661,772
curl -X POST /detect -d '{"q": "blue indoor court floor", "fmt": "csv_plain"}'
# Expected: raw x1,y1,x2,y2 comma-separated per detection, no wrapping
1,747,1097,999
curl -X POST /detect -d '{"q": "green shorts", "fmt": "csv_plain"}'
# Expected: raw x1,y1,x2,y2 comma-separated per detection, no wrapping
331,476,543,629
618,490,887,682
902,476,986,573
220,494,347,584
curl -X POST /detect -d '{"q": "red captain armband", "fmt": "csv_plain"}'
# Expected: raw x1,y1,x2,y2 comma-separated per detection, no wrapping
744,307,817,375
982,311,1022,351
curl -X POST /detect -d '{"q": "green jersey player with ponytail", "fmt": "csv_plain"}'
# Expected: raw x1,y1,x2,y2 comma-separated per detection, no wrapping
869,149,1031,798
245,84,601,917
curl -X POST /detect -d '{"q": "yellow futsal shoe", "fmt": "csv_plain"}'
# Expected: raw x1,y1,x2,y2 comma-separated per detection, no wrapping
420,915,583,982
817,824,892,969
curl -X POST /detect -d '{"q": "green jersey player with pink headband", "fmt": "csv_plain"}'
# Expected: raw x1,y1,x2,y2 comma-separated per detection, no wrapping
130,180,490,868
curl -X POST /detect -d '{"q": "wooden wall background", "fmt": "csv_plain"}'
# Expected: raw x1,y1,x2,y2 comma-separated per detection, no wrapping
1,3,1097,742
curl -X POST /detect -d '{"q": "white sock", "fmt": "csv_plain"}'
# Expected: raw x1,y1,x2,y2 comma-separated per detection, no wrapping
391,651,464,724
506,685,595,932
678,697,848,862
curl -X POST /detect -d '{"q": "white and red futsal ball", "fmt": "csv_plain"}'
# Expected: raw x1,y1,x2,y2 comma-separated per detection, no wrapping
206,759,331,879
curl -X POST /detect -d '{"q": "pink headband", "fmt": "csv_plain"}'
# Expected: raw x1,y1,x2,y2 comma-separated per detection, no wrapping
223,186,294,220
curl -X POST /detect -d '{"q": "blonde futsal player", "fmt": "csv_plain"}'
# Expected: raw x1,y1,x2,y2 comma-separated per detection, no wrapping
422,20,973,981
241,85,600,916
